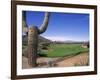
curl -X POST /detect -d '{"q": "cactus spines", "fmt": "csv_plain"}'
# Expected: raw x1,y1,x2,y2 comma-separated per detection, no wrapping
27,12,50,67
28,26,38,67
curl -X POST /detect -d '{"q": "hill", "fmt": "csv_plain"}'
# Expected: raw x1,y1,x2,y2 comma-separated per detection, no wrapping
22,35,52,46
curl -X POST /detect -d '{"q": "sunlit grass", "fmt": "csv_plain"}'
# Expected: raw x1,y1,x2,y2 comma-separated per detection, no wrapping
42,44,89,57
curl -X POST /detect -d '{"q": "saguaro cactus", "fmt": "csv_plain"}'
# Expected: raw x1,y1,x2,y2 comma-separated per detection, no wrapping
28,12,50,67
28,27,38,67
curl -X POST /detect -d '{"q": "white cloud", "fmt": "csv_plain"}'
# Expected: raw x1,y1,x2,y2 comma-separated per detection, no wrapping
42,36,88,42
43,36,71,41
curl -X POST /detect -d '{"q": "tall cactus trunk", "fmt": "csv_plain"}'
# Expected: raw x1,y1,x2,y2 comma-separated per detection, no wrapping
28,26,38,67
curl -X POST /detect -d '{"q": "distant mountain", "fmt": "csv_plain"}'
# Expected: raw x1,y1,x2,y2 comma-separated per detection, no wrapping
38,36,52,43
22,34,88,45
53,40,89,44
22,35,52,45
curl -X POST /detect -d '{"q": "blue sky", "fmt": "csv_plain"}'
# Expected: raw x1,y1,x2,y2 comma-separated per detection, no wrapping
23,11,89,41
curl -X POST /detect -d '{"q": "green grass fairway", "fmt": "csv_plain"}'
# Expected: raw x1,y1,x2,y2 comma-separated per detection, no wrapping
42,44,89,58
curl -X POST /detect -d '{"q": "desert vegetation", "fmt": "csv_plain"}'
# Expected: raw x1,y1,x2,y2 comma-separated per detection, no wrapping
22,35,89,68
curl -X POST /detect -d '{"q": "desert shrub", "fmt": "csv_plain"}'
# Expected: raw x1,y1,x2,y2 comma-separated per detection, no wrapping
37,47,47,57
41,46,48,50
38,53,47,57
74,60,89,66
39,42,50,50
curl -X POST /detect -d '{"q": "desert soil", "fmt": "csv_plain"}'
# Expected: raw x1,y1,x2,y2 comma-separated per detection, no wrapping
22,53,89,69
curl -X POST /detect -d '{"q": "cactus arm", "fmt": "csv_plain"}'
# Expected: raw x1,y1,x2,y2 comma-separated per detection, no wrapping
22,11,27,28
38,12,50,34
22,11,28,34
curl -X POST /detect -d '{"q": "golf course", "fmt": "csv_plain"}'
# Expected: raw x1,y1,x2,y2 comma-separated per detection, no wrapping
39,43,89,58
